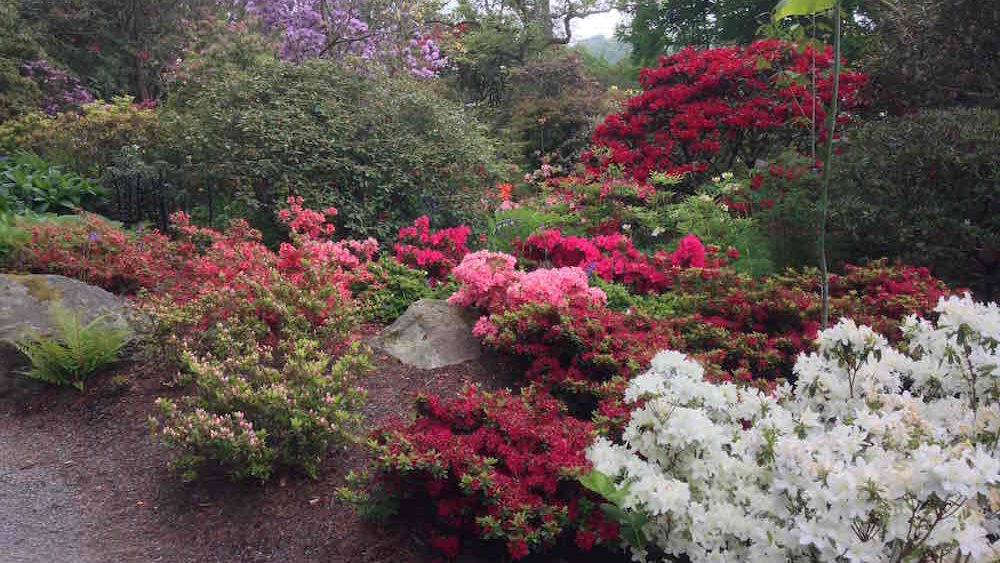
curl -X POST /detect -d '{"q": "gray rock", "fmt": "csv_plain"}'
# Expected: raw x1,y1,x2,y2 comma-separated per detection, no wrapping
371,298,482,370
0,274,137,394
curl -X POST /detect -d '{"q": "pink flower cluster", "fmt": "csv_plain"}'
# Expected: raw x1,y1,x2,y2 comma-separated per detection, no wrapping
448,251,606,315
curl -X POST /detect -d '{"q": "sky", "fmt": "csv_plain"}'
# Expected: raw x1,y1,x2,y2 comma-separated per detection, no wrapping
570,9,626,41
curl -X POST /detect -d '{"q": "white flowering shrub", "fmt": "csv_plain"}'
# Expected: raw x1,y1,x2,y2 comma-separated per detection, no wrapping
587,294,1000,562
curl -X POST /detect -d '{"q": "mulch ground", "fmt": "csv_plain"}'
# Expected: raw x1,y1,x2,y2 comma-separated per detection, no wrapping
0,330,521,563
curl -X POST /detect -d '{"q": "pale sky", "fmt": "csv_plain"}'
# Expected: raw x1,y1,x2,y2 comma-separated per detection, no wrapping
570,9,625,41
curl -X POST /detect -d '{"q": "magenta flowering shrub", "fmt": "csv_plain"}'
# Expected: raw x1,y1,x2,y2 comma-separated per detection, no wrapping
359,385,623,560
515,229,718,294
20,59,93,115
393,215,470,283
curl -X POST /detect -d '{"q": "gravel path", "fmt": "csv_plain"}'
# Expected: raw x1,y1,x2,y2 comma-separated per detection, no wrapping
0,422,103,563
0,351,516,563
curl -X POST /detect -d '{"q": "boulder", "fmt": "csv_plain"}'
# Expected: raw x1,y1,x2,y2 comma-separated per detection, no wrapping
0,274,137,394
371,299,482,370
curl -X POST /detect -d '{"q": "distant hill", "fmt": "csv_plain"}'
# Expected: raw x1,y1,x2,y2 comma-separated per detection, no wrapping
572,35,631,64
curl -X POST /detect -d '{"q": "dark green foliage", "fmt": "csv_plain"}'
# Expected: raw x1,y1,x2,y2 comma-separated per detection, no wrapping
160,56,499,240
16,305,129,391
353,257,457,324
17,0,216,101
502,50,616,170
0,0,42,120
864,0,999,113
832,108,1000,299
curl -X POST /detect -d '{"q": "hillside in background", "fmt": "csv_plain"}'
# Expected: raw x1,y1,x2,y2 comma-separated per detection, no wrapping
572,34,631,63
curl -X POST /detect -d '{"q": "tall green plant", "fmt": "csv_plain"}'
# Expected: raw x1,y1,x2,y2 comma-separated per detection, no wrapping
773,0,841,327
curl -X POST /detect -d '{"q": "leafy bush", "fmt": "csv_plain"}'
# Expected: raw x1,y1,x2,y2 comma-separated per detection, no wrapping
587,294,1000,562
832,108,1000,299
16,304,129,391
865,0,999,112
159,55,498,240
504,50,617,170
0,97,161,174
1,152,105,214
0,0,43,121
154,332,369,482
584,40,867,189
352,256,456,324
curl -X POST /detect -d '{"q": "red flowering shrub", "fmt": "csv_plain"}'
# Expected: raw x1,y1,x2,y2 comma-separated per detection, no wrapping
515,229,724,294
660,260,950,382
364,386,620,559
393,215,470,283
584,40,867,186
15,213,177,295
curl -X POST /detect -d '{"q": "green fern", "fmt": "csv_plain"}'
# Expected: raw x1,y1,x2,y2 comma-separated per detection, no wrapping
15,305,129,391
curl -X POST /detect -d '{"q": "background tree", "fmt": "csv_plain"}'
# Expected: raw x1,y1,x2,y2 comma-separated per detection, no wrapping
18,0,216,101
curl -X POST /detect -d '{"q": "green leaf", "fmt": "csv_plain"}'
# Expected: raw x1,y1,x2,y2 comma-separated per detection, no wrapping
773,0,835,21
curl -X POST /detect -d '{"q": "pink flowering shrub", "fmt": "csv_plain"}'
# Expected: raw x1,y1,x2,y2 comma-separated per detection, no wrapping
393,215,470,283
153,330,369,482
448,250,606,314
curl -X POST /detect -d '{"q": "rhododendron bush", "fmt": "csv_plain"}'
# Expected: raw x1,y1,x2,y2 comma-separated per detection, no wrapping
587,294,1000,562
584,40,867,186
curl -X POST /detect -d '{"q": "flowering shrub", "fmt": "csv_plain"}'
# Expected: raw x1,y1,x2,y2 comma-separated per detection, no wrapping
154,331,369,481
585,40,867,186
448,250,607,316
515,229,729,294
15,212,177,295
587,294,1000,562
393,216,470,284
20,59,93,115
358,386,621,559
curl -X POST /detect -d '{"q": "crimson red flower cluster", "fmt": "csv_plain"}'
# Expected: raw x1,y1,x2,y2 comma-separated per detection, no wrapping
393,215,471,283
514,229,727,293
369,386,620,560
584,40,867,185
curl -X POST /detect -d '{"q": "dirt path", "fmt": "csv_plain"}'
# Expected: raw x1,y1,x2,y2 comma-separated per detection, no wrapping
0,352,515,563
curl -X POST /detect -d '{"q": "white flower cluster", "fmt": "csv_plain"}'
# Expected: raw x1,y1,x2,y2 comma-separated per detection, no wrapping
588,294,1000,562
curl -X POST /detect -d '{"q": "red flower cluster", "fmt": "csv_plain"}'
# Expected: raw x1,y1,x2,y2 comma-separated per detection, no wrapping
515,229,719,293
16,213,178,295
584,40,867,185
369,387,618,559
393,215,471,283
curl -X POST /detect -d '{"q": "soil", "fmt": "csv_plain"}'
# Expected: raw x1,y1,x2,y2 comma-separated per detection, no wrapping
0,339,520,563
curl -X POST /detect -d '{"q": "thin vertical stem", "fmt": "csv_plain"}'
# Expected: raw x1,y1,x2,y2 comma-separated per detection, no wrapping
819,1,841,329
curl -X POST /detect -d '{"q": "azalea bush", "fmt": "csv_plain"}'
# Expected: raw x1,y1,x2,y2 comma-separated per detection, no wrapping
587,293,1000,562
354,386,621,560
393,215,470,284
154,331,369,482
584,39,867,188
